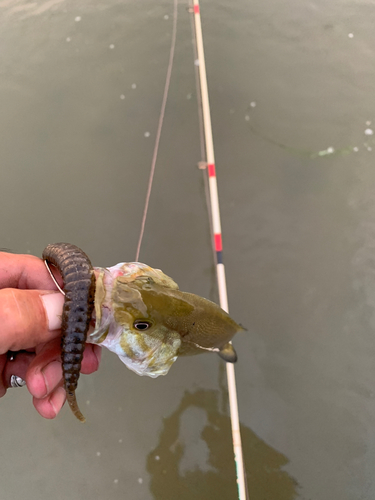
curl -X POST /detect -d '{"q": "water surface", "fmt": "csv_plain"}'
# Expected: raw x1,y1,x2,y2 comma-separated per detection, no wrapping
1,0,375,498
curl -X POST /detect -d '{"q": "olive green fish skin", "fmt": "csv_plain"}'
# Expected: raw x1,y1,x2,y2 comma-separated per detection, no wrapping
42,243,96,394
89,263,242,378
129,282,240,356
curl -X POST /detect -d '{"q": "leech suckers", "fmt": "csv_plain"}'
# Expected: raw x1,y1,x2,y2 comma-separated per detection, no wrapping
42,243,96,422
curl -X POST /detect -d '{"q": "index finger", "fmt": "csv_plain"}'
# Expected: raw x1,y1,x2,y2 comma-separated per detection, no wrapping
0,252,59,290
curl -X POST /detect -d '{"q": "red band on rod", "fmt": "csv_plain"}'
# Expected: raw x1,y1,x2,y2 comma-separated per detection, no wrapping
194,5,200,14
208,163,216,177
214,233,223,251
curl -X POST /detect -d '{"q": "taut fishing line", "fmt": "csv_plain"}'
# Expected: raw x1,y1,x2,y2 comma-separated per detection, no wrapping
135,0,178,262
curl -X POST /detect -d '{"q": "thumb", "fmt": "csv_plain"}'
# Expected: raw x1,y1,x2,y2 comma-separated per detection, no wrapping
0,289,64,354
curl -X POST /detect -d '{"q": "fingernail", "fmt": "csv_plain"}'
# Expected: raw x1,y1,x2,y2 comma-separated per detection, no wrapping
41,293,64,330
42,361,62,394
49,386,66,417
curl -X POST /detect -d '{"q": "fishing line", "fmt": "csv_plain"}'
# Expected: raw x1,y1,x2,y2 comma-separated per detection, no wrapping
135,0,178,262
190,2,249,499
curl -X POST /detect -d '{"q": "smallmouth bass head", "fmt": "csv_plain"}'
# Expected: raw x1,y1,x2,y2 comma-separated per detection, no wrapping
88,262,243,378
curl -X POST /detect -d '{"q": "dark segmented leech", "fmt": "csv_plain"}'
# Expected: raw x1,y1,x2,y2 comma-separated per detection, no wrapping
42,243,96,422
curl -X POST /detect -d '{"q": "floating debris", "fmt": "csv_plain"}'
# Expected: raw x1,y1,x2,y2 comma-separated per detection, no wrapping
229,108,235,114
353,147,359,152
131,83,137,89
144,132,150,138
348,33,354,38
109,44,115,49
86,400,90,405
194,59,200,66
250,101,256,108
365,128,373,135
120,94,125,100
318,147,335,156
75,16,81,22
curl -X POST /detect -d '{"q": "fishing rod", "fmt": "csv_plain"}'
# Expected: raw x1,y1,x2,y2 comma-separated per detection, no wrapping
135,0,248,497
190,2,248,499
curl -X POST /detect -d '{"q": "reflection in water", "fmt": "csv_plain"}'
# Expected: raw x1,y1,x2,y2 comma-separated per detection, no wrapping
147,368,299,500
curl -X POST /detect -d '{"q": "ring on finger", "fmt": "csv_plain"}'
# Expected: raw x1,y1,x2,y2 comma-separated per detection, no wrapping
10,375,26,388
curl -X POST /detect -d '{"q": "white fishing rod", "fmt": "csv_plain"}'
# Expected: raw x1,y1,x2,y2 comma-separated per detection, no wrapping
190,2,248,499
135,0,247,496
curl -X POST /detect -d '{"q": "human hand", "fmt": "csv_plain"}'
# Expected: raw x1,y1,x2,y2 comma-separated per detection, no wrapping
0,251,101,418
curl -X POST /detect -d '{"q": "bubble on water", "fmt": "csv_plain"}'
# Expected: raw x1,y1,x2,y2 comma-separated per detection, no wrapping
96,452,101,457
186,93,192,99
119,439,123,443
155,455,160,461
75,16,81,22
138,478,143,484
250,101,256,107
86,400,90,405
327,147,334,154
365,128,374,135
366,121,371,126
245,115,250,121
131,83,137,89
194,59,200,66
120,94,125,100
229,109,235,114
66,37,71,42
348,33,354,38
114,479,119,484
164,14,169,20
109,44,115,49
144,132,150,138
368,147,372,151
353,147,359,152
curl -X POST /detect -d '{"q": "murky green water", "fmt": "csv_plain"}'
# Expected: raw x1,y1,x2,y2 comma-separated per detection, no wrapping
1,0,375,498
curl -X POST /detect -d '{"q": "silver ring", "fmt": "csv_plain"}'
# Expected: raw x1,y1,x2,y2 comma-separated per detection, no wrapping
10,375,26,388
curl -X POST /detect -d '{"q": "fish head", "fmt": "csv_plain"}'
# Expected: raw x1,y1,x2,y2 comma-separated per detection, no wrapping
89,263,243,377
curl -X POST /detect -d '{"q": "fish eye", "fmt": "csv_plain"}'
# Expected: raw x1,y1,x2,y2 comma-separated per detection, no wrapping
134,320,152,331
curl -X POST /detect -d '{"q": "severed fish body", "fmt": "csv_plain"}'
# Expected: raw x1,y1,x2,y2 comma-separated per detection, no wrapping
88,262,242,378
